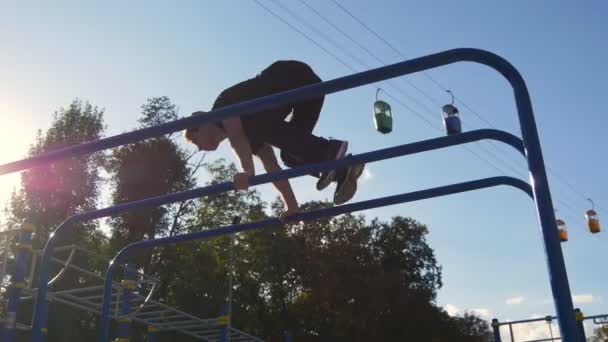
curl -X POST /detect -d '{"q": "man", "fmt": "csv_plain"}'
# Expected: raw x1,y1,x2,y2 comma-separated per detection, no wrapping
184,60,364,221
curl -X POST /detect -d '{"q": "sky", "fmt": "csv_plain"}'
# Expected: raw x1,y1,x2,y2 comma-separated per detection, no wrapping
0,1,607,340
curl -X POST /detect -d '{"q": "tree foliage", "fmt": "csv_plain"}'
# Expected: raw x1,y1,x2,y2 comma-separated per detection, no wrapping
1,98,492,342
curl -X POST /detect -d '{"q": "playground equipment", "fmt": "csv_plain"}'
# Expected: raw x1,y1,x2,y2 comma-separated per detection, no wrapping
442,90,461,135
373,88,393,134
492,309,608,342
586,199,600,234
0,231,263,342
0,48,584,341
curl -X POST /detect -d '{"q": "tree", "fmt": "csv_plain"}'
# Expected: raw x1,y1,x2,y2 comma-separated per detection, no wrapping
3,99,107,342
7,99,106,247
106,97,195,255
453,312,493,342
146,158,483,341
591,324,608,342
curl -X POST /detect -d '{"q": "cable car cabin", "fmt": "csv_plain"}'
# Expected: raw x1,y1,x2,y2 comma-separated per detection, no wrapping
373,88,392,134
586,209,601,234
442,104,461,135
373,100,392,134
556,219,568,242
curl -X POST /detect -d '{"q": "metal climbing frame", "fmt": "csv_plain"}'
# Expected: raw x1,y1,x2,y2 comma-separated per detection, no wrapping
0,48,582,341
492,310,608,341
0,243,263,342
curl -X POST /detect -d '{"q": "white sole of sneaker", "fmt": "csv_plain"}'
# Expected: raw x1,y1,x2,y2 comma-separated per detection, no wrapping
334,163,365,205
317,141,349,190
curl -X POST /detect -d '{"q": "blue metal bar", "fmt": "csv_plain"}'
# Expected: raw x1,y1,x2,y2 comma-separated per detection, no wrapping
0,49,522,177
497,316,556,326
1,222,34,342
491,319,502,342
22,47,578,341
219,305,229,342
495,313,608,326
96,176,532,341
574,309,586,340
590,314,608,324
146,326,158,342
31,128,522,341
116,264,136,341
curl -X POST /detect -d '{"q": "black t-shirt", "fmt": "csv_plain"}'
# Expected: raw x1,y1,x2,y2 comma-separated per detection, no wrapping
212,60,318,154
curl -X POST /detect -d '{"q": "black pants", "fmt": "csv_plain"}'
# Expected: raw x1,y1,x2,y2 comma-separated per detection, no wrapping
256,62,330,175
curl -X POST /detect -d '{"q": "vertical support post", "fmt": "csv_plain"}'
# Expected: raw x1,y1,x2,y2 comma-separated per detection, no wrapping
116,264,136,342
491,319,501,342
97,262,119,342
574,308,586,340
1,222,34,342
511,71,579,341
0,241,9,286
218,305,230,342
146,325,158,342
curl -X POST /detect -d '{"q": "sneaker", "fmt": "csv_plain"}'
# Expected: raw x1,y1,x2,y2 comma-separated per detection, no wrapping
333,156,365,205
316,139,348,190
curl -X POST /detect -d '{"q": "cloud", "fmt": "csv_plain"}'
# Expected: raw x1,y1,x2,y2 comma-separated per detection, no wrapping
506,296,525,305
444,304,491,320
573,294,599,304
361,167,373,184
471,308,492,320
503,319,558,342
445,304,460,316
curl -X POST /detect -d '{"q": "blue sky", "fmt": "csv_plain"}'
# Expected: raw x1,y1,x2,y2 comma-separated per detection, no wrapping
0,1,606,339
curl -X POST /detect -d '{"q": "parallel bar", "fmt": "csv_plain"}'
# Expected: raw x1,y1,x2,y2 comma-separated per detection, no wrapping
496,313,608,326
149,318,216,326
97,176,532,341
229,328,265,342
0,49,519,177
34,128,521,342
16,47,577,342
159,323,219,330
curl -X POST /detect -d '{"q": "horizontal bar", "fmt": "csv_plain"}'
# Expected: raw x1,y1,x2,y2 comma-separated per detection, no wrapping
497,312,608,326
144,314,195,323
150,317,217,326
165,323,220,330
229,328,265,342
58,129,524,227
0,229,20,238
499,317,555,325
43,291,218,341
587,313,608,321
132,301,217,325
0,48,519,176
50,285,106,295
47,294,103,316
152,320,217,329
100,176,531,342
115,176,531,261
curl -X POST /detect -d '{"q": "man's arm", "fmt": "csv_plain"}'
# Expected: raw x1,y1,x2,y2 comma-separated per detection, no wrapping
256,144,299,214
222,117,255,176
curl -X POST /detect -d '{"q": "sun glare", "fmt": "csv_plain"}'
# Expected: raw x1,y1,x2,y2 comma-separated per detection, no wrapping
0,101,31,219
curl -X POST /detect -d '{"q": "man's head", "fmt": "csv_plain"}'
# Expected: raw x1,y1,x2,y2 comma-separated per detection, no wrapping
184,112,225,151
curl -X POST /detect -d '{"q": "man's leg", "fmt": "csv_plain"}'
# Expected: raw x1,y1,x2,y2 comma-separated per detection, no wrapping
279,97,348,187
